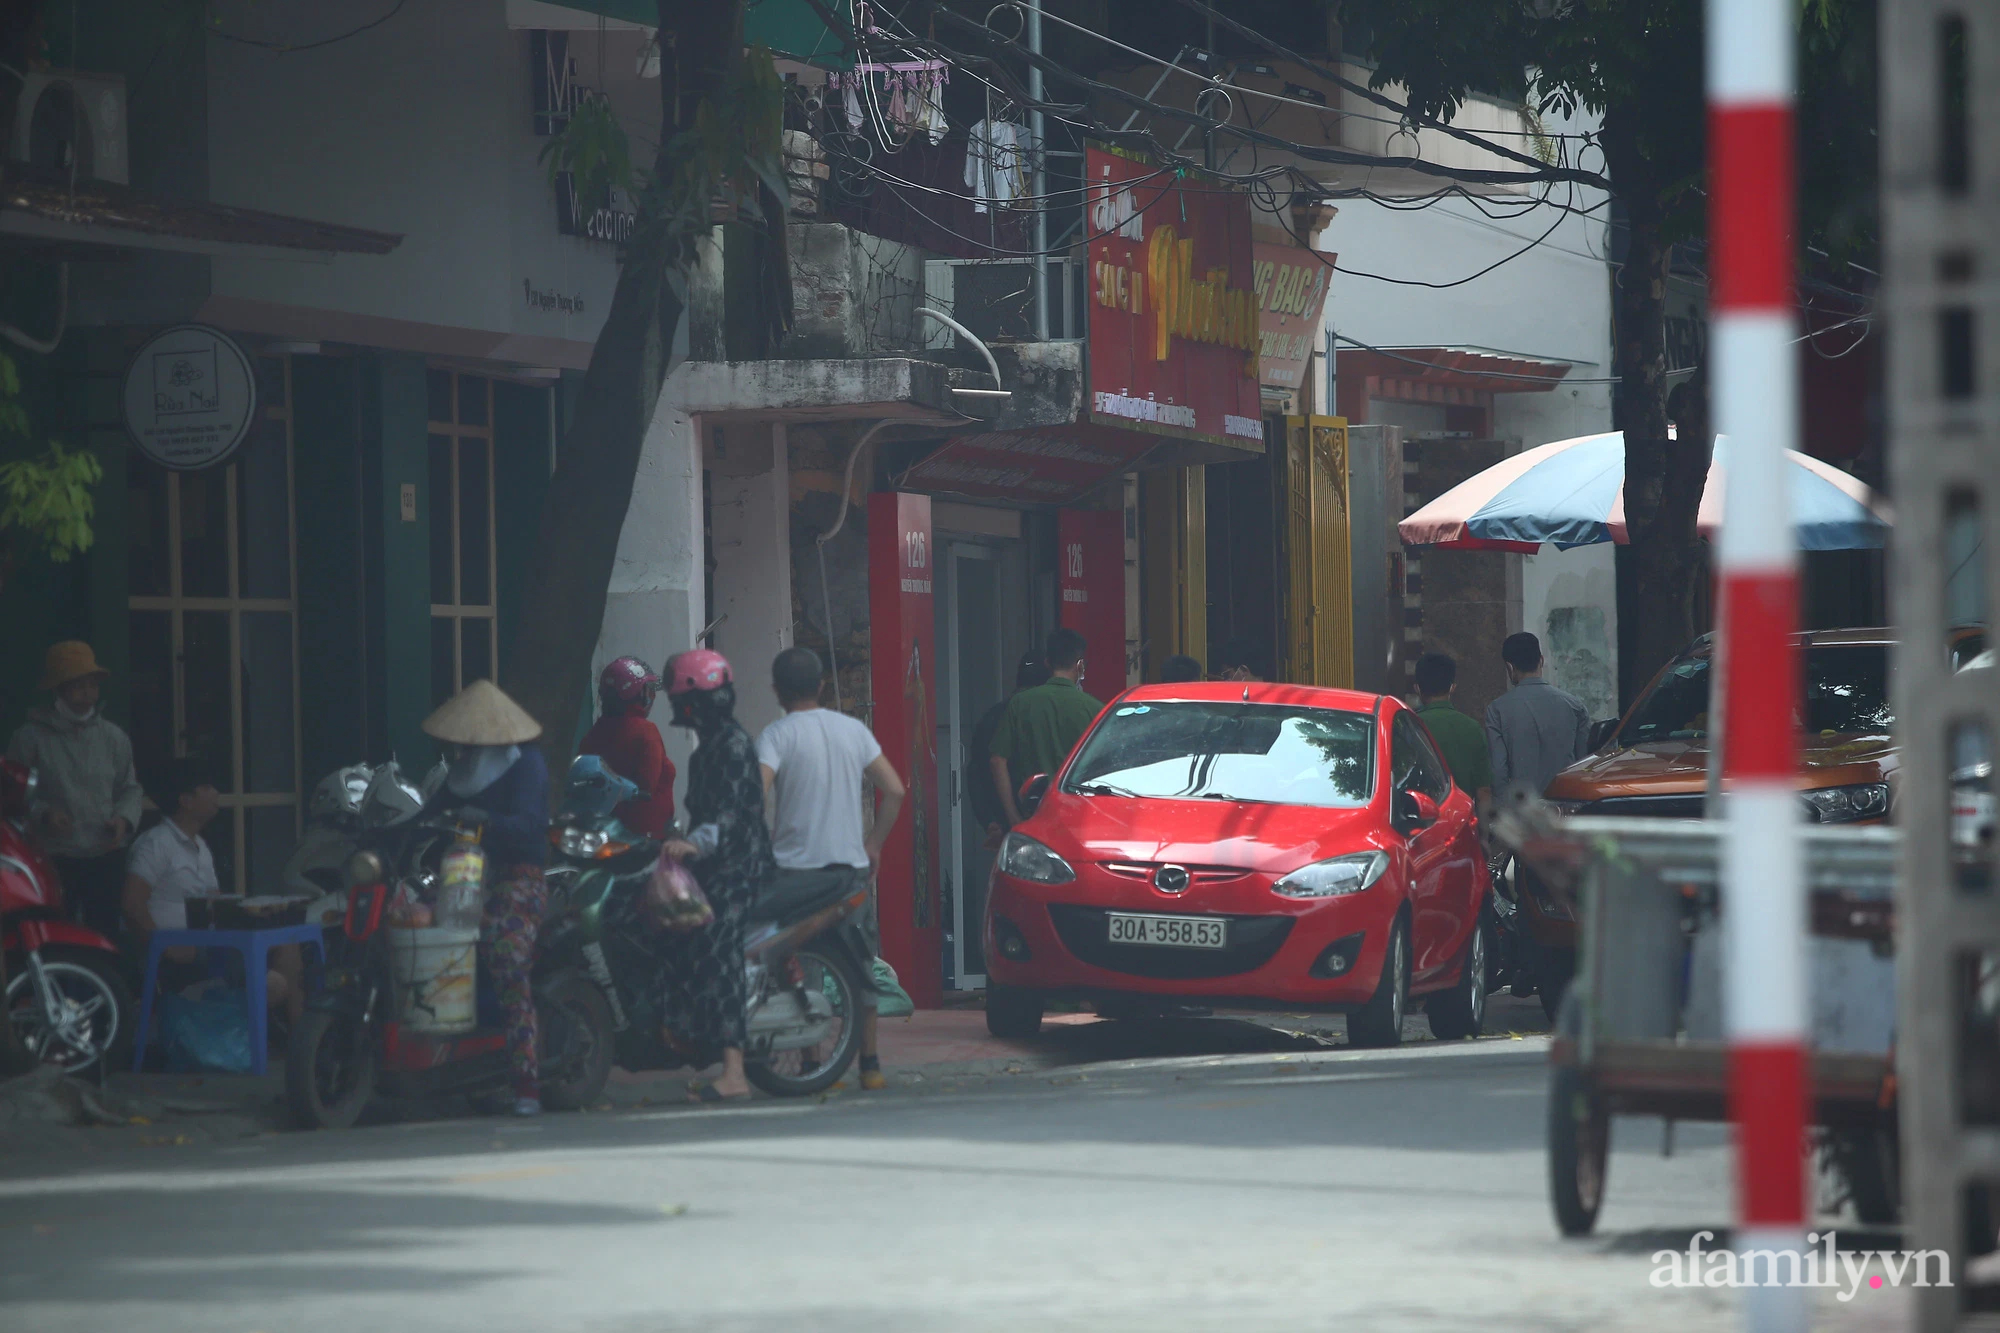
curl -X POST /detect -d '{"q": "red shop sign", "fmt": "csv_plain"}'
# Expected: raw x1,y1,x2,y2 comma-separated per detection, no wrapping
1085,144,1262,448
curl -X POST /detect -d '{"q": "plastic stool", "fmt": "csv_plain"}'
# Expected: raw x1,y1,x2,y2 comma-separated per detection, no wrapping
134,922,327,1075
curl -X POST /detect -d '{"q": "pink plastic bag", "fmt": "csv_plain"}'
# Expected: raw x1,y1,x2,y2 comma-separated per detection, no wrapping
642,855,714,932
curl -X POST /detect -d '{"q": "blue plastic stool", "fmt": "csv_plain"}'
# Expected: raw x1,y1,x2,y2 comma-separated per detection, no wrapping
134,922,327,1075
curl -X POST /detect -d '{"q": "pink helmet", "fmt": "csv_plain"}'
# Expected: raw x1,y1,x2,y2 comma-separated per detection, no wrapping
598,656,660,713
665,648,734,696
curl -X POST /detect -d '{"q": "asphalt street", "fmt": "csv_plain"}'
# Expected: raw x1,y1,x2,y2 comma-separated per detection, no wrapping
0,1005,1919,1332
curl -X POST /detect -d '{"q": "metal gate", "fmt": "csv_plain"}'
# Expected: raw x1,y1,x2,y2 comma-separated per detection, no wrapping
1887,5,2000,1326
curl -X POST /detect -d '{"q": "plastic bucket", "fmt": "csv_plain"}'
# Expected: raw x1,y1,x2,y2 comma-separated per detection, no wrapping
390,926,479,1033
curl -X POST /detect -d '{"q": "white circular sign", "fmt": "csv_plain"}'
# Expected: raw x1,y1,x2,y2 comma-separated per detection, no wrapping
122,324,258,471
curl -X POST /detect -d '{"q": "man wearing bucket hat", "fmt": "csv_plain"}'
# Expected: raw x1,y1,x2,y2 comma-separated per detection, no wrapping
7,641,144,940
419,679,550,1117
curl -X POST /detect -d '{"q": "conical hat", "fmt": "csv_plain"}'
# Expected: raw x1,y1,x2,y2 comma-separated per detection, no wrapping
421,679,543,745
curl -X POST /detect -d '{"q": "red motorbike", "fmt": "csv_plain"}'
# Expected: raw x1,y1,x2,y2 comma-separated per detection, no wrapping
0,759,133,1076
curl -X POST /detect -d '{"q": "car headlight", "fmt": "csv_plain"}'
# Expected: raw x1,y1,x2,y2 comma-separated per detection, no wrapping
1272,851,1389,898
1800,782,1891,823
1544,799,1588,816
998,832,1075,884
560,827,609,858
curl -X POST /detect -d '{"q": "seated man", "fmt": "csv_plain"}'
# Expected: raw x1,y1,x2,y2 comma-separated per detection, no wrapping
123,759,302,1024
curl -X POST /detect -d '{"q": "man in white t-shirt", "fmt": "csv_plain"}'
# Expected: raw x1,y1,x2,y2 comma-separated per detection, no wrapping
122,760,301,1021
757,647,906,1090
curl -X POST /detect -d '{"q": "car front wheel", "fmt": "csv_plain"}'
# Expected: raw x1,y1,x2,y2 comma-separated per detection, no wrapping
1427,908,1490,1040
1348,917,1408,1048
985,984,1045,1039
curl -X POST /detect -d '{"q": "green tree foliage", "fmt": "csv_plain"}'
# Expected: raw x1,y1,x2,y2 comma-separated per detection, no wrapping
0,352,98,563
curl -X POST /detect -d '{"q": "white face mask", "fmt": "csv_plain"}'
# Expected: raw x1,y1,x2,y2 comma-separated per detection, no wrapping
55,698,96,723
446,744,520,798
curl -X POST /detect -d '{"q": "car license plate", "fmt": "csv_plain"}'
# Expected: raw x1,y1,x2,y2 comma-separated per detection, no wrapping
1106,913,1227,949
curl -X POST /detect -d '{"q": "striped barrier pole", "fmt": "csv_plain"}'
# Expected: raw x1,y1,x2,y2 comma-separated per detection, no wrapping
1707,0,1806,1329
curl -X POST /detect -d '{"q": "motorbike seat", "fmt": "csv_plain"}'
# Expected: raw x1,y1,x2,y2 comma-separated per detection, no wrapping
753,868,861,928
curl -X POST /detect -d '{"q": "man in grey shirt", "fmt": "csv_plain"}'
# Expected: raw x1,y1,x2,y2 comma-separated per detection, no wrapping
1485,632,1592,797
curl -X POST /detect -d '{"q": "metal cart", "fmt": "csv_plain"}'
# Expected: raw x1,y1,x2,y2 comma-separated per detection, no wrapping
1496,807,1899,1236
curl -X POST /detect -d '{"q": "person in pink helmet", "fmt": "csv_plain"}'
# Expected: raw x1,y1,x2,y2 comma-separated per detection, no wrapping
578,656,676,839
656,648,773,1103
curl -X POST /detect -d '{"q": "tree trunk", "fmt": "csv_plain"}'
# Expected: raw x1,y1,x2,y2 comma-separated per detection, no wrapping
503,0,744,779
1601,127,1710,699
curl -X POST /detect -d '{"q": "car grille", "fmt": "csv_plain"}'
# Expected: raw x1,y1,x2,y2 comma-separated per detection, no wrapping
1047,905,1294,979
1099,861,1251,885
1575,794,1706,818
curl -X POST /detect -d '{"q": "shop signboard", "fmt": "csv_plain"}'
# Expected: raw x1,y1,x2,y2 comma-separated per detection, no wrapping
1084,144,1262,447
898,424,1157,506
1058,509,1127,695
1252,242,1334,390
868,492,942,1008
121,324,258,471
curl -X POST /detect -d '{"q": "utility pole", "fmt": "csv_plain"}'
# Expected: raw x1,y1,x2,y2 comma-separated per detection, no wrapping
1028,0,1049,341
1706,1,1806,1330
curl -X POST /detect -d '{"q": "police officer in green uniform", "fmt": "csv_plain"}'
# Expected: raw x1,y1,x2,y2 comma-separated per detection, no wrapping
989,627,1103,826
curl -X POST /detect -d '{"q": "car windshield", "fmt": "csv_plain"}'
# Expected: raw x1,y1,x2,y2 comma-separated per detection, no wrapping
1062,701,1376,808
1618,644,1894,745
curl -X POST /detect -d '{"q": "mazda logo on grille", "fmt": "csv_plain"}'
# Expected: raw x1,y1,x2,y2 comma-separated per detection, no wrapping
1154,865,1191,893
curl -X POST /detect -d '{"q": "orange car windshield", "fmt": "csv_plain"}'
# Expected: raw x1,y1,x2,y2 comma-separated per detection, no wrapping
1619,644,1894,745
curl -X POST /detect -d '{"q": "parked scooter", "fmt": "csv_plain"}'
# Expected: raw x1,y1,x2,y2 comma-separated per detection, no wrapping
285,805,613,1130
1485,850,1576,1020
0,759,133,1076
538,756,871,1097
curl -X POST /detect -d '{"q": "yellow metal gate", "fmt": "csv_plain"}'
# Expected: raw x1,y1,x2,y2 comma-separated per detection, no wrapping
1281,416,1353,688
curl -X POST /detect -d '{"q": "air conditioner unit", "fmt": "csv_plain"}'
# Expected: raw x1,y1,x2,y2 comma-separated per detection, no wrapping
9,71,128,185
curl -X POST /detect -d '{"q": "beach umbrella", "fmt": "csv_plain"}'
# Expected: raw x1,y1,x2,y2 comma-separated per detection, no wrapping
1396,431,1890,552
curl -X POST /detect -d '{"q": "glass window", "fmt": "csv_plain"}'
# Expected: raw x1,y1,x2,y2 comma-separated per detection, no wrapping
430,616,456,708
182,611,234,785
427,368,453,424
1392,713,1452,802
178,469,231,598
458,437,491,605
1063,701,1375,809
128,610,174,783
461,616,493,685
240,611,294,793
237,419,292,599
127,462,170,597
428,434,454,603
457,374,489,427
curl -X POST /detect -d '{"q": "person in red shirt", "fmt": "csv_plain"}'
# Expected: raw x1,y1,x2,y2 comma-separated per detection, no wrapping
578,657,676,838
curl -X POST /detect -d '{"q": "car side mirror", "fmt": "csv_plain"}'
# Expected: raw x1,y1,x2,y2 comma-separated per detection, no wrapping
1393,788,1439,832
1588,718,1620,752
1018,773,1051,818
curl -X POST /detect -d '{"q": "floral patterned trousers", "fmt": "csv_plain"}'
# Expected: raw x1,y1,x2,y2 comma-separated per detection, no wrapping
481,864,547,1098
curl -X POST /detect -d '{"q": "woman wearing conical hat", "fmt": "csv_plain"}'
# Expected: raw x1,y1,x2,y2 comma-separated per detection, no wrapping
420,679,549,1116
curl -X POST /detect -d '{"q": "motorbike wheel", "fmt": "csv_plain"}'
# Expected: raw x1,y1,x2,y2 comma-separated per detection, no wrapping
1547,993,1609,1236
538,972,615,1111
746,945,863,1098
1832,1125,1901,1225
286,1007,377,1130
4,947,133,1076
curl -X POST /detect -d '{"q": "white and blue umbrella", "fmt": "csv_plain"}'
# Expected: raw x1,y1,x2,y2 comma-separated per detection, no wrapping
1397,432,1891,552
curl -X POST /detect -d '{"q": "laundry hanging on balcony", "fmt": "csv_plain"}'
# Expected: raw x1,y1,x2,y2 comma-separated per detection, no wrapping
830,60,949,146
965,118,1039,213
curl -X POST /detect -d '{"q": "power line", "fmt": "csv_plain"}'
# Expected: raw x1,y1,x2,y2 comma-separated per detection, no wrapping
208,0,409,54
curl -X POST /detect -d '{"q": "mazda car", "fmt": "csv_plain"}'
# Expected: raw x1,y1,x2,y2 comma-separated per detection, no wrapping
982,683,1491,1046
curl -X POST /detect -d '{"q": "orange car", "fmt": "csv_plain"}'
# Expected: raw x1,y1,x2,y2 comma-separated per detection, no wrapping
1511,628,1900,1013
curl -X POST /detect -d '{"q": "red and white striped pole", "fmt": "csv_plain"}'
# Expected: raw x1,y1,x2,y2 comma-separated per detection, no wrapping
1708,0,1806,1328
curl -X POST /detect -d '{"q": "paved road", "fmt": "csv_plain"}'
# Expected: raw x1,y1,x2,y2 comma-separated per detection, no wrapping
7,1004,1925,1333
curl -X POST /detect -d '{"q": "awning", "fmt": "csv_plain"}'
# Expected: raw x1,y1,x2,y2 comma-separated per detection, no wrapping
0,166,403,263
516,0,852,67
1336,346,1575,401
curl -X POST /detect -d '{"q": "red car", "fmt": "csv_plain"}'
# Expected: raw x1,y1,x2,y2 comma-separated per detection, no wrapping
982,682,1491,1046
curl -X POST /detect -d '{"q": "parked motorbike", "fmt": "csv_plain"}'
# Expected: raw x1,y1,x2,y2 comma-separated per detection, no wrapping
539,756,871,1098
0,758,133,1077
285,806,613,1130
1485,850,1575,1021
